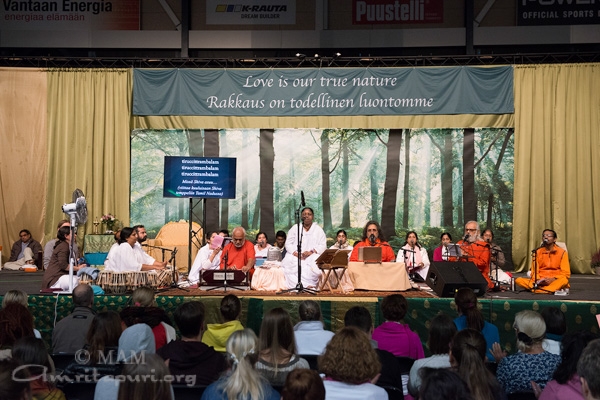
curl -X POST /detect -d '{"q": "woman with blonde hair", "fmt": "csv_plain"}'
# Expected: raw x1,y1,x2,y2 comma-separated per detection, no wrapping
319,326,387,400
256,308,309,386
201,328,279,400
493,310,561,395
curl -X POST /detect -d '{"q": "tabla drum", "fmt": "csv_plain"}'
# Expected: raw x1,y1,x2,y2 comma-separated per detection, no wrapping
78,273,95,285
127,271,150,291
155,269,175,288
96,271,112,291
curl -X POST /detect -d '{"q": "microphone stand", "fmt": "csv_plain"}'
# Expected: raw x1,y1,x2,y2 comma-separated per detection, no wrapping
277,200,317,295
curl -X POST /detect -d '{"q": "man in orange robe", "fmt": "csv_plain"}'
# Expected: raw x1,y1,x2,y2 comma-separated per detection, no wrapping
457,221,494,290
349,220,395,262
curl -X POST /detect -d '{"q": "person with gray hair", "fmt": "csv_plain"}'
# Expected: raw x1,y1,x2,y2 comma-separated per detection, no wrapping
220,226,256,276
458,220,493,290
577,338,600,400
494,310,560,395
293,300,334,355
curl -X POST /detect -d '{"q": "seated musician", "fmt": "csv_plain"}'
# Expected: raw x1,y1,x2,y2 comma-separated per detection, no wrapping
457,221,493,289
433,232,456,262
349,221,395,262
397,231,430,282
515,229,570,293
220,226,255,279
109,227,167,272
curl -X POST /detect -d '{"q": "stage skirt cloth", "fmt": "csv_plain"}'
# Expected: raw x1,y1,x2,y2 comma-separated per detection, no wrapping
251,261,287,291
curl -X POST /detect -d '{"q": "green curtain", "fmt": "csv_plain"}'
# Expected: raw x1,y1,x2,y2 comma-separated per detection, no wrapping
45,69,133,240
512,64,600,274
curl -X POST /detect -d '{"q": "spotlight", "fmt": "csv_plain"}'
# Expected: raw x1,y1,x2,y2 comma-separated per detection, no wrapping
296,53,306,59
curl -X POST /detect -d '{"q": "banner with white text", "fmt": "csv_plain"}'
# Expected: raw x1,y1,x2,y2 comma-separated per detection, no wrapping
133,66,514,117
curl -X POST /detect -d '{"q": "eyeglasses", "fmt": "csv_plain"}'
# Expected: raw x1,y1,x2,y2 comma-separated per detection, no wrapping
466,228,477,232
542,234,554,238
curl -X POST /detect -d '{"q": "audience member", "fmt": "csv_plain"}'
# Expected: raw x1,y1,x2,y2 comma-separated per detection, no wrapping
94,323,158,400
537,331,598,400
493,310,561,395
541,306,567,355
419,368,474,400
4,229,42,270
281,208,327,288
433,232,455,262
12,337,67,400
42,226,83,290
293,300,334,355
119,286,175,350
188,231,223,285
397,230,430,282
454,287,500,362
52,283,95,353
319,326,388,400
450,329,506,400
256,307,309,386
372,294,425,358
349,220,395,262
117,353,173,400
43,220,74,270
330,229,353,252
408,313,457,396
577,338,600,400
0,303,35,359
0,358,31,400
201,329,280,400
109,227,166,272
1,289,41,339
343,306,403,392
202,294,244,352
255,231,272,258
281,368,326,400
157,300,227,384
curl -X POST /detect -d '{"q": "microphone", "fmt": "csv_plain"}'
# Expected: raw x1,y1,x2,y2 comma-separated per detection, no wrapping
301,190,306,207
463,233,470,242
542,238,548,245
339,239,343,247
369,234,376,246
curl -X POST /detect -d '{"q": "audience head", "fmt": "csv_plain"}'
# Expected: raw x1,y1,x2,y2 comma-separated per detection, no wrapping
12,336,53,377
381,294,408,322
419,368,473,400
57,226,71,242
2,289,29,308
219,328,267,400
220,294,242,322
553,331,599,385
0,303,35,348
428,313,457,355
117,353,173,400
514,310,546,352
362,220,385,241
131,286,157,307
454,287,483,332
298,300,321,322
541,306,567,337
281,368,326,400
174,301,205,339
343,306,373,334
578,338,600,400
259,307,297,360
72,283,94,308
319,326,381,384
117,323,156,363
0,358,31,400
450,329,495,400
85,310,122,364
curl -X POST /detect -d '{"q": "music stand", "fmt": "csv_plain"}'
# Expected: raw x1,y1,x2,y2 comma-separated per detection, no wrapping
316,249,351,293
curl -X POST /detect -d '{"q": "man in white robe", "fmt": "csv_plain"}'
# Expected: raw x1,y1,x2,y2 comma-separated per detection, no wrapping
281,207,327,289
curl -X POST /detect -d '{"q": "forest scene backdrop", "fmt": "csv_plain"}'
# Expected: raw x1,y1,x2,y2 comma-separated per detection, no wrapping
131,128,514,268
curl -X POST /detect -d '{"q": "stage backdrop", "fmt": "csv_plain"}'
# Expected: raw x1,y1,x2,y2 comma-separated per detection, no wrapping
131,127,514,268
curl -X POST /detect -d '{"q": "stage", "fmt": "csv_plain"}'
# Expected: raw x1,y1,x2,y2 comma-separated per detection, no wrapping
1,270,599,355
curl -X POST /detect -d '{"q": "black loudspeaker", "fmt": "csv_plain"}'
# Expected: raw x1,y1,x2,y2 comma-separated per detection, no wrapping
426,261,488,297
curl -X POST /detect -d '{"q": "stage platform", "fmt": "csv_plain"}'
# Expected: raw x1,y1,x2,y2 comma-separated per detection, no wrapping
1,270,599,355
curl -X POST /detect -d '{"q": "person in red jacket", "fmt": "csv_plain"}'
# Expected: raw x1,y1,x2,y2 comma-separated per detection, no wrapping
349,220,395,262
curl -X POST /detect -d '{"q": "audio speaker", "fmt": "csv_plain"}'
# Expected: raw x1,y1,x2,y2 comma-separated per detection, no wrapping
426,261,488,297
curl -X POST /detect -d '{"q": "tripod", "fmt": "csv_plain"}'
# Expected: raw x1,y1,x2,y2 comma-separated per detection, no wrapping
277,198,317,295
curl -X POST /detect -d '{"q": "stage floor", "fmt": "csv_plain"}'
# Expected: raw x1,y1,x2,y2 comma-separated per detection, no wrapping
2,270,599,301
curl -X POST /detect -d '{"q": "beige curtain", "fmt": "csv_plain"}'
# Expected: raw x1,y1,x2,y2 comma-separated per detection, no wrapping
0,67,48,263
46,69,132,243
513,63,600,274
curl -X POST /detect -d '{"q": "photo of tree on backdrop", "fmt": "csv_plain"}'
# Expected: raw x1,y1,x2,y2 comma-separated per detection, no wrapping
131,127,514,267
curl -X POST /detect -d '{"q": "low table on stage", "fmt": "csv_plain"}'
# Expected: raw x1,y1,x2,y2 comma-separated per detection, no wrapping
83,234,114,266
348,262,412,291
